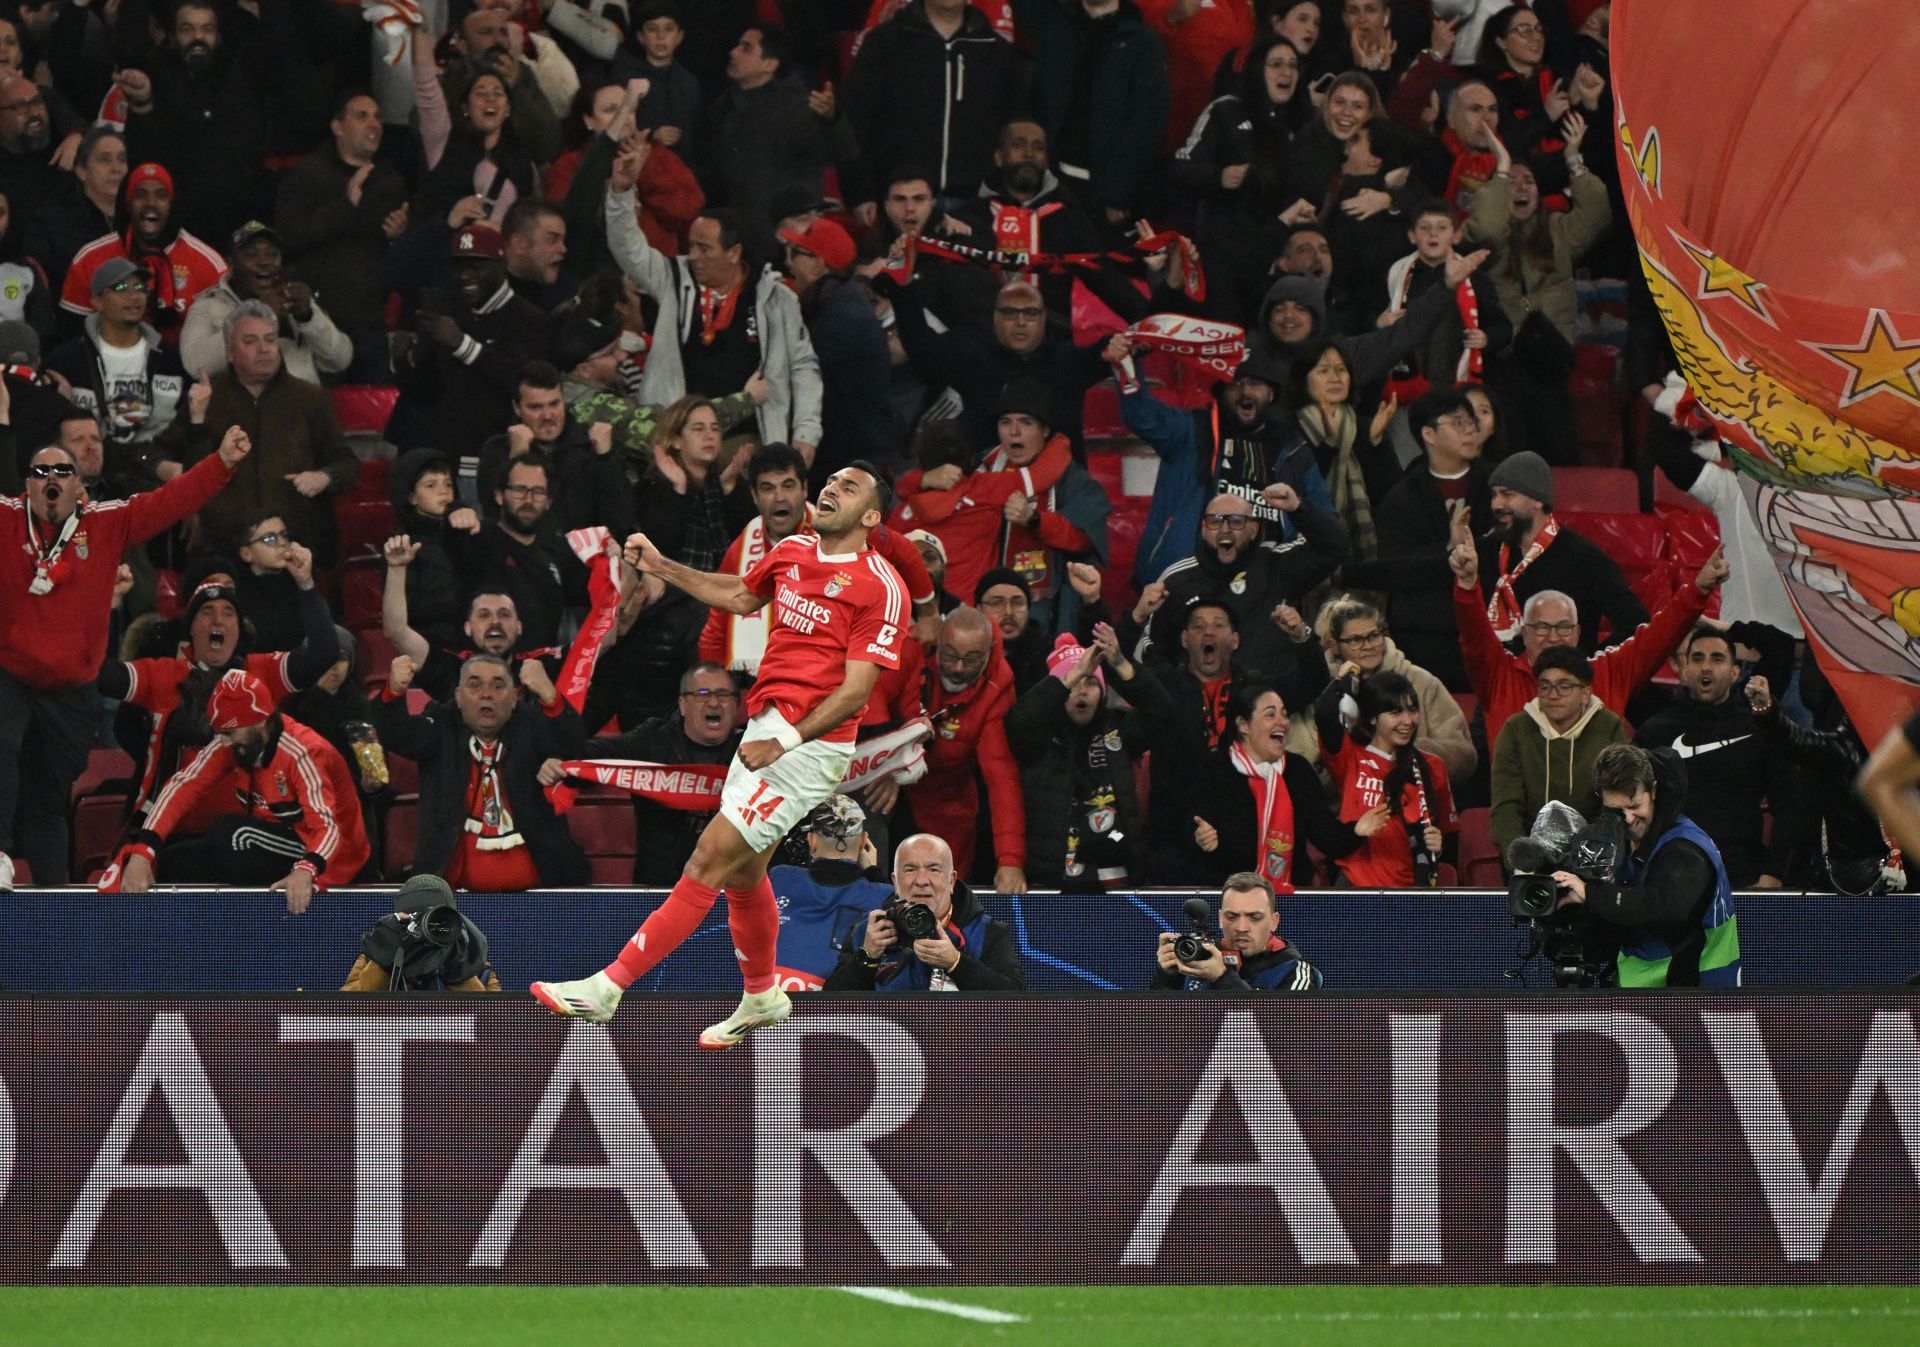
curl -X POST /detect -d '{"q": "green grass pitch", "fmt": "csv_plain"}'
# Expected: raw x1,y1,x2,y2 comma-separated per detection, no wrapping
3,1285,1917,1346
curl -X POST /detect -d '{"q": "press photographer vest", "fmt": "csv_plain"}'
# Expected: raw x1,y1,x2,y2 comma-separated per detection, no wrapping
1615,815,1742,988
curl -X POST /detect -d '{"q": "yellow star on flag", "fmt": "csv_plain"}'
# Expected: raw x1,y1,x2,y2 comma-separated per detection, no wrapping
1808,309,1920,407
1677,236,1769,320
1621,123,1661,189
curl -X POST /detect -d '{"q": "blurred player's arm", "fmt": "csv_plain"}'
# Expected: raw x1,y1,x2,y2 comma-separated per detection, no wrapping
1859,721,1920,858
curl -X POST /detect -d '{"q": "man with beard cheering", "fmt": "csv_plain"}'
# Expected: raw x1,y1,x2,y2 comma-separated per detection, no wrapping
60,163,225,340
533,463,908,1049
1474,450,1645,655
112,669,372,907
0,426,251,887
113,0,280,244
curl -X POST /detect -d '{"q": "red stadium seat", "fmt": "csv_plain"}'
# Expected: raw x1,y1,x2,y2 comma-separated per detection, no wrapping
589,856,632,884
382,797,419,878
1083,382,1128,440
1653,468,1710,512
1570,343,1624,466
1451,692,1477,726
341,556,384,630
1552,466,1639,514
569,802,636,857
335,495,397,564
71,747,135,803
71,795,128,877
1085,446,1127,501
1456,807,1502,888
1558,511,1674,620
329,385,399,436
1103,496,1153,605
354,625,397,689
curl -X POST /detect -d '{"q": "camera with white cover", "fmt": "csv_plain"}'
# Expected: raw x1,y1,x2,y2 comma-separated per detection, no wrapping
1505,801,1628,986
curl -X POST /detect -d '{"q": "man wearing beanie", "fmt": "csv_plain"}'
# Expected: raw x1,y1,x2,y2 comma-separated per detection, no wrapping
1479,449,1646,657
976,567,1051,693
904,605,1027,894
60,163,225,338
1005,624,1174,891
111,669,372,908
100,545,341,832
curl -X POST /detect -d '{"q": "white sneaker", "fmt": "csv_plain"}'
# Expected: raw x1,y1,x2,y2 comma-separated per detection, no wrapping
698,988,793,1050
0,853,13,891
530,971,622,1024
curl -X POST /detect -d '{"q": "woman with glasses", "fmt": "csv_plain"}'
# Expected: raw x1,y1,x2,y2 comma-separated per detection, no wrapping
1314,593,1478,783
1488,644,1626,855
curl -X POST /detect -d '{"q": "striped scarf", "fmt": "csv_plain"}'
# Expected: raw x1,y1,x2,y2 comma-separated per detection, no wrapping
1298,404,1378,561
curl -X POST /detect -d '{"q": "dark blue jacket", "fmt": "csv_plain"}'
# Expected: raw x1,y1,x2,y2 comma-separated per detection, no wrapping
771,859,893,986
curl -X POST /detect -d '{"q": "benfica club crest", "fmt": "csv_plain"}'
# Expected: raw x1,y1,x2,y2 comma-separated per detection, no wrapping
824,570,853,598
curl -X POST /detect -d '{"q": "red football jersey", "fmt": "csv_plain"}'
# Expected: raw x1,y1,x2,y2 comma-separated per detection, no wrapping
1323,740,1458,890
741,535,908,744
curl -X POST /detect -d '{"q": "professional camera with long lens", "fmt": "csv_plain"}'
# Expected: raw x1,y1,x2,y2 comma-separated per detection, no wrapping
884,897,939,946
1505,802,1629,987
1172,897,1215,964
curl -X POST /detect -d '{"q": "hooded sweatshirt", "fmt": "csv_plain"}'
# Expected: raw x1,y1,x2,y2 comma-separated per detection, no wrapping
1490,693,1630,854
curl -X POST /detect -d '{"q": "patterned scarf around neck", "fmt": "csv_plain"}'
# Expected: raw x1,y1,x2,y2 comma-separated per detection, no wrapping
1489,515,1561,641
1298,404,1378,561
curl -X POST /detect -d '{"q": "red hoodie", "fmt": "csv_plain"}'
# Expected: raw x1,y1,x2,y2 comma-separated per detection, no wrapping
895,434,1076,607
0,453,233,690
908,624,1025,873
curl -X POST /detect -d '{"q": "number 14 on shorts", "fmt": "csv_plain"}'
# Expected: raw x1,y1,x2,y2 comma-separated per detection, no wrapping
738,779,786,827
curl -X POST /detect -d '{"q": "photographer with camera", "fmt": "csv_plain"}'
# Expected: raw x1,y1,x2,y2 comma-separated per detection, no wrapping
1149,875,1323,993
1547,743,1743,988
824,833,1025,992
342,874,501,991
770,796,892,991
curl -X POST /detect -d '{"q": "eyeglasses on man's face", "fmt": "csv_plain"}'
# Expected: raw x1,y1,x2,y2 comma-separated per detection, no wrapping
108,277,149,294
1524,620,1578,638
501,484,550,500
1202,512,1255,529
680,687,738,701
27,462,76,479
1536,679,1587,696
247,530,287,547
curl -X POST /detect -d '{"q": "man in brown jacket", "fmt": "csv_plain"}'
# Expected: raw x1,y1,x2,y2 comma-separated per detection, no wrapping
193,299,358,564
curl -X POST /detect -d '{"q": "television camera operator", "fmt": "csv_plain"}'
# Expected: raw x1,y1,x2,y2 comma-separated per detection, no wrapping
824,833,1024,992
1149,873,1322,992
341,875,501,991
1509,743,1742,988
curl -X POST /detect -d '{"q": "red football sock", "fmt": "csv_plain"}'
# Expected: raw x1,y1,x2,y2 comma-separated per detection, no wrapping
726,875,780,995
604,877,719,988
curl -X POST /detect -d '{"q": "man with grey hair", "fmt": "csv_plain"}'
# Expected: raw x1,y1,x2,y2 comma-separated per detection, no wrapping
824,833,1024,990
375,649,588,890
197,297,359,563
180,220,353,385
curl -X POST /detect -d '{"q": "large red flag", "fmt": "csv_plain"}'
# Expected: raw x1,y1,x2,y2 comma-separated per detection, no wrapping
1615,0,1920,743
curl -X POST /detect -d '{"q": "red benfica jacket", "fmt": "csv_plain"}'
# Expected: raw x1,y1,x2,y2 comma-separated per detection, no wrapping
135,714,372,886
0,453,233,690
908,625,1025,872
1454,578,1710,743
699,512,935,674
894,434,1079,608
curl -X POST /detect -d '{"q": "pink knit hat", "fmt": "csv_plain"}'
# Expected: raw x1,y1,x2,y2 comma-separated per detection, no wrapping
1047,632,1105,688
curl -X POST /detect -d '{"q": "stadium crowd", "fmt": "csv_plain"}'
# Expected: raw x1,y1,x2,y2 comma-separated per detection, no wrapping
0,0,1900,987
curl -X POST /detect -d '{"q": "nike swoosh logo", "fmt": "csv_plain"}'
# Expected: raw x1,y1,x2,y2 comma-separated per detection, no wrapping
1670,734,1752,758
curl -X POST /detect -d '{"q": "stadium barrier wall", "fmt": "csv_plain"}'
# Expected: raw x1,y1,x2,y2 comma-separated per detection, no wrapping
6,890,1919,993
2,995,1918,1283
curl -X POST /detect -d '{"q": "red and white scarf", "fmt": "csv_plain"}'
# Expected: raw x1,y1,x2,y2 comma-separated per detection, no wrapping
554,528,623,713
1229,741,1298,893
1106,313,1246,394
25,508,82,595
1488,515,1560,641
1384,251,1483,392
547,722,931,815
